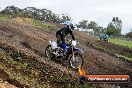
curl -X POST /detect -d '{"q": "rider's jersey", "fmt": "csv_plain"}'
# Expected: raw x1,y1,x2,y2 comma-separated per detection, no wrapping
56,27,75,40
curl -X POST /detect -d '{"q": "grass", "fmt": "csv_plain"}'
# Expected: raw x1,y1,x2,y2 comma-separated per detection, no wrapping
31,19,56,30
114,53,132,61
109,38,132,48
0,15,9,21
94,44,132,61
31,19,48,29
0,15,58,31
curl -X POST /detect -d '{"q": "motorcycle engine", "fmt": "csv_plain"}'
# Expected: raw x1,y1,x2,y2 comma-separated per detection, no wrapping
53,48,66,57
58,48,67,56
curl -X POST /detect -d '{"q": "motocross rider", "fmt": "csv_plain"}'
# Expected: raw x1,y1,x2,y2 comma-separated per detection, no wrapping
56,21,76,46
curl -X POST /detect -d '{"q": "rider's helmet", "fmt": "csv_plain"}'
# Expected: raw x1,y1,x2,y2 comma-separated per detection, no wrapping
104,34,108,39
63,21,75,30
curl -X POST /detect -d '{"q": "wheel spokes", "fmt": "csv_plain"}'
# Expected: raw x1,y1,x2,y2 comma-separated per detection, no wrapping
70,55,82,69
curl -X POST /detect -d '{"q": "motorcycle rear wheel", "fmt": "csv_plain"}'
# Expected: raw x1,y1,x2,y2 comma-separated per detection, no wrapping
45,45,55,59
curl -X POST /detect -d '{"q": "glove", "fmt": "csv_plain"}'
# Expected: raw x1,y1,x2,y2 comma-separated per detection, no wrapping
72,40,77,46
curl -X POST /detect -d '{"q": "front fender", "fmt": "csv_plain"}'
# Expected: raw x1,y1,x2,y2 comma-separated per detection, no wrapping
74,48,84,54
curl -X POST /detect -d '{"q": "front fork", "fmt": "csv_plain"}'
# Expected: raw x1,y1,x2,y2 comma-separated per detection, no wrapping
72,46,75,61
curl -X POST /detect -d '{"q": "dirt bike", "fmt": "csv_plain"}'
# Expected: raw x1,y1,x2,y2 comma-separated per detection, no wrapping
100,36,108,42
45,40,84,70
103,37,108,42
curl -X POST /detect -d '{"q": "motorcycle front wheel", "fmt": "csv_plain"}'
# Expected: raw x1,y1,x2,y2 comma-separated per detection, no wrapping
69,52,83,70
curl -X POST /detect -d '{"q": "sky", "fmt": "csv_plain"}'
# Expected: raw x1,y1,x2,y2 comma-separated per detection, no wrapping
0,0,132,34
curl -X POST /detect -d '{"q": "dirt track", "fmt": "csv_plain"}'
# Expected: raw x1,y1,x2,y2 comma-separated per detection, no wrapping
96,40,132,57
0,21,132,88
0,80,17,88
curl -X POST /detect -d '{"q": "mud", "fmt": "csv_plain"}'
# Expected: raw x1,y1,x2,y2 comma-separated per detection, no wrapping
0,20,132,88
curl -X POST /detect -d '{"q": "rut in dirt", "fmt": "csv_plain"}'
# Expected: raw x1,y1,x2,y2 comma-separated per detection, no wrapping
0,20,132,87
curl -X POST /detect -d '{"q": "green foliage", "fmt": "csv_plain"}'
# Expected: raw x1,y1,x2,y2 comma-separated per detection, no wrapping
106,23,118,36
88,21,100,34
88,21,97,29
76,20,89,29
111,17,122,35
22,7,61,23
60,13,71,23
0,6,71,23
76,20,104,35
125,31,132,38
1,5,22,17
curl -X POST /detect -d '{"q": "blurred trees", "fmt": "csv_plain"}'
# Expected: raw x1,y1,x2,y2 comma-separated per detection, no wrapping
0,6,72,23
111,17,122,35
125,29,132,38
76,17,122,36
60,13,72,23
88,21,100,34
1,6,22,17
76,20,89,29
76,20,105,34
106,23,118,36
106,17,122,36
